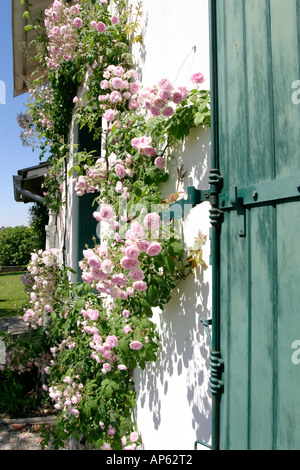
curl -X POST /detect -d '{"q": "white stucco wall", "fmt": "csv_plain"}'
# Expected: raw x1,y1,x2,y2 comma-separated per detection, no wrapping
130,0,212,450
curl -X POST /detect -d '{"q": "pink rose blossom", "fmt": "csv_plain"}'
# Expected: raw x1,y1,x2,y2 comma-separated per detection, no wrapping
110,90,122,103
101,259,113,274
111,273,127,287
123,309,131,318
129,99,139,110
102,443,111,450
130,82,140,93
125,245,140,260
158,78,173,91
130,340,143,350
73,17,82,28
111,16,119,24
123,324,132,333
120,257,139,270
107,424,116,435
172,91,184,104
115,164,126,178
143,212,161,230
106,335,119,348
153,97,167,109
163,106,174,117
97,21,106,32
147,241,162,257
111,77,123,89
94,205,115,222
191,72,205,84
130,431,139,443
154,156,165,169
103,109,115,121
86,309,99,321
135,239,150,252
133,281,147,291
129,269,145,281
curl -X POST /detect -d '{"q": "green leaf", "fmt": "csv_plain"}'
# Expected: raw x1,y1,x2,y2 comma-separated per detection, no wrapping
169,241,185,258
194,112,204,127
164,255,176,275
104,385,113,399
147,284,160,306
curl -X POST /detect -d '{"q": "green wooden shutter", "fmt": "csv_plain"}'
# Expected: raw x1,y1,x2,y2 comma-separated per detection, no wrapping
77,122,101,281
210,0,300,450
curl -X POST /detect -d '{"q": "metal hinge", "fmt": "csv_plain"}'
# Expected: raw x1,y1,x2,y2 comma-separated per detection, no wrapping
219,174,300,237
209,351,224,396
200,318,212,348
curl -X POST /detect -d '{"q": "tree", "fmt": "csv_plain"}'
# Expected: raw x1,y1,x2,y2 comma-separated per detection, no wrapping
0,225,43,267
28,203,49,251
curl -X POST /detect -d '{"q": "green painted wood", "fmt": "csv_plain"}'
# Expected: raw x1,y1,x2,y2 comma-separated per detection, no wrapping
76,123,101,281
214,0,300,450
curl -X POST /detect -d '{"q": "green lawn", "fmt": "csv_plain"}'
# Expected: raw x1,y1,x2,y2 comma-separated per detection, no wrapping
0,272,28,319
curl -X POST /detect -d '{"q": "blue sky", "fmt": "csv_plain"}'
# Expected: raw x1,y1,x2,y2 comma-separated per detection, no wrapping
0,1,42,228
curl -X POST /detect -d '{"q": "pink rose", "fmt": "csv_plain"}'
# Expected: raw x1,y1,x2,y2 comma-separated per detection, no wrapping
163,106,174,117
102,443,111,450
130,431,139,443
147,241,162,257
115,164,126,178
153,97,167,109
130,340,143,350
111,77,123,89
73,17,82,28
97,21,106,32
86,309,99,321
143,212,161,230
111,16,119,24
122,309,131,318
129,99,139,110
106,335,119,348
120,257,139,270
93,205,115,222
111,273,127,287
172,91,184,104
129,269,145,281
103,109,115,122
110,90,122,103
154,156,165,169
191,72,205,84
158,78,173,91
125,244,140,260
123,324,131,333
133,281,147,291
135,239,150,252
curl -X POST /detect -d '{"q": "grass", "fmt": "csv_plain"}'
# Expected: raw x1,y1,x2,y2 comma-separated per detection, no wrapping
0,272,28,319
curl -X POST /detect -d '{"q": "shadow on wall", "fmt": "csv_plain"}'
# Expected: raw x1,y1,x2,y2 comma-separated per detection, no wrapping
134,264,212,446
135,11,148,83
